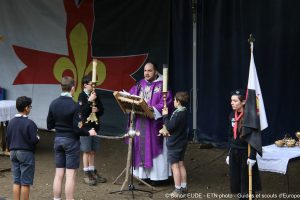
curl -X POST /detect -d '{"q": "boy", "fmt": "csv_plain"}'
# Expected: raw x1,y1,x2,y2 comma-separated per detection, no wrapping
162,91,189,197
47,76,97,200
78,75,106,185
6,96,40,200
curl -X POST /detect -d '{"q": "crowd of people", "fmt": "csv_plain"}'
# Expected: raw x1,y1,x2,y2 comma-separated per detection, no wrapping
4,62,260,200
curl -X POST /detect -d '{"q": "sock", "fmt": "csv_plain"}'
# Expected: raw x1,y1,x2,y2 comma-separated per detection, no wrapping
88,166,95,171
53,198,61,200
181,182,187,188
83,167,89,172
175,185,181,190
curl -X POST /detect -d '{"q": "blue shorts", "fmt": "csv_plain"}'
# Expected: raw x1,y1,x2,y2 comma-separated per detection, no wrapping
167,145,187,165
54,137,80,169
80,136,100,152
10,150,35,185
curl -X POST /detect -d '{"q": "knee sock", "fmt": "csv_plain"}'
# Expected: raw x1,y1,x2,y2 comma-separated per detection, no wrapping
88,166,95,171
175,185,181,190
181,182,187,188
83,167,89,172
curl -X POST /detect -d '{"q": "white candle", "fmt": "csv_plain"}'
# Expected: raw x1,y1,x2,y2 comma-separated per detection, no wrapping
163,64,168,92
92,59,97,82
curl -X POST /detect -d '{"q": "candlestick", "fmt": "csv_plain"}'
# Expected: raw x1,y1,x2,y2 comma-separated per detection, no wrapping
163,64,168,92
92,59,97,82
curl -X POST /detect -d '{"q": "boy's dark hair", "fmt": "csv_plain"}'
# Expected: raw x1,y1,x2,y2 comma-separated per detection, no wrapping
175,91,189,106
16,96,32,112
82,74,92,85
61,76,75,92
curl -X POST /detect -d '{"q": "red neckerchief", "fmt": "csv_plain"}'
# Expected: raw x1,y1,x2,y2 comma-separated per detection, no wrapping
234,111,243,139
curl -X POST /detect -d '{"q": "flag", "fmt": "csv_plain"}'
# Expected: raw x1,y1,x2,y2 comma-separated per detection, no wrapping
242,43,268,156
0,0,170,130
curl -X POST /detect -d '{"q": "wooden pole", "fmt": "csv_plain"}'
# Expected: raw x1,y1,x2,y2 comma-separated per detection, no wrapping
247,34,255,200
121,137,132,190
248,144,253,200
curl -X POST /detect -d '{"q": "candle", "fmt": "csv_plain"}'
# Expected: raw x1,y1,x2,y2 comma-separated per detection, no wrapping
163,64,168,92
92,59,97,82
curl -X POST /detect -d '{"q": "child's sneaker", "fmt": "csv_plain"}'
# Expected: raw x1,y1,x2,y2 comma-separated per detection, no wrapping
181,187,188,198
83,171,97,186
92,169,107,183
170,188,183,199
181,187,188,194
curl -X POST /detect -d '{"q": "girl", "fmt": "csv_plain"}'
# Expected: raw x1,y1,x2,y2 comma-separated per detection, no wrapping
227,89,261,199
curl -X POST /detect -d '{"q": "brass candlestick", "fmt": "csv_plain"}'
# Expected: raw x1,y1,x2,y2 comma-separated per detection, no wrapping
158,92,170,137
158,64,169,137
296,131,300,146
86,82,99,125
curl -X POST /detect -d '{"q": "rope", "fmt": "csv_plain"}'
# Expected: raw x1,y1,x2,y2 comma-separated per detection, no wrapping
41,129,127,140
95,134,127,139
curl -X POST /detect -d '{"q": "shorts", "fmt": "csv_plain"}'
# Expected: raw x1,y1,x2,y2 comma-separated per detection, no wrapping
80,136,100,152
167,146,187,165
54,137,80,169
10,150,35,185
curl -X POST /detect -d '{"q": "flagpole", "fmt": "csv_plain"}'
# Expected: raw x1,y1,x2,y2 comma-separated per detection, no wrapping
248,144,253,200
247,34,255,200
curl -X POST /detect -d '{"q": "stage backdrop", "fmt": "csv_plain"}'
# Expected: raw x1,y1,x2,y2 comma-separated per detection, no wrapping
0,0,170,134
196,0,300,146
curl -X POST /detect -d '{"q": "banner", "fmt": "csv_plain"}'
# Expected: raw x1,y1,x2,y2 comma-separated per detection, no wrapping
242,42,268,155
0,0,170,131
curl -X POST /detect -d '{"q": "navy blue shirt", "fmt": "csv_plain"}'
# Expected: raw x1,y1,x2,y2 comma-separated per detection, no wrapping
6,116,39,152
228,111,256,159
78,89,104,131
163,109,188,150
47,95,90,139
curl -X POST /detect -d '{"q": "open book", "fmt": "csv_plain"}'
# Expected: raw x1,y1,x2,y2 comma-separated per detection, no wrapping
113,91,154,119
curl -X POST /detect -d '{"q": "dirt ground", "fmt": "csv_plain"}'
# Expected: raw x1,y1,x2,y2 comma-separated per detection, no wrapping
1,131,300,200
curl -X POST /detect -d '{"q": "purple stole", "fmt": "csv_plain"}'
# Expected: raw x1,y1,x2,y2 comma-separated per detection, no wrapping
129,79,173,168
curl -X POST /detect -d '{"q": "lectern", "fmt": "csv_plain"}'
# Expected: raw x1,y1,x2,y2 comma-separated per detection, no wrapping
110,91,155,198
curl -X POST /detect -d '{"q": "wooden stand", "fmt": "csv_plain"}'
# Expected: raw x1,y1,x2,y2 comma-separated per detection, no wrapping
0,121,9,156
0,121,10,173
113,91,154,119
111,136,156,191
110,91,156,198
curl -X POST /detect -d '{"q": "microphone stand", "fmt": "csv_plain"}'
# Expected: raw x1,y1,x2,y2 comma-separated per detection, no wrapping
110,102,154,199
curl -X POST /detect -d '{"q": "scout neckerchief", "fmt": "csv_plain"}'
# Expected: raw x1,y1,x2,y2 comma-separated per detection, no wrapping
61,92,72,97
233,111,243,139
171,106,186,120
15,114,28,118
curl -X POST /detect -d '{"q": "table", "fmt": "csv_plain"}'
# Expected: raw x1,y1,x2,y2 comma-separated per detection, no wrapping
257,144,300,174
257,144,300,193
0,100,17,152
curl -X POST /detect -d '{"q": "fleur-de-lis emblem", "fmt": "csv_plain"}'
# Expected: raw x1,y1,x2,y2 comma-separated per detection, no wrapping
53,23,106,100
12,0,147,97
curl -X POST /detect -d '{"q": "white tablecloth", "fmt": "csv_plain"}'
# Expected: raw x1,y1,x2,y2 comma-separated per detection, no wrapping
257,144,300,174
0,100,17,122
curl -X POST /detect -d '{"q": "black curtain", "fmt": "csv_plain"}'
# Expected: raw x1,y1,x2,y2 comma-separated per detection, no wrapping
92,0,170,135
170,0,194,136
196,0,300,146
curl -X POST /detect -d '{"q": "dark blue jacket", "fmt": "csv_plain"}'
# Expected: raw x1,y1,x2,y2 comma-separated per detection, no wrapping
163,109,188,150
6,116,39,152
78,89,104,131
47,96,90,139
